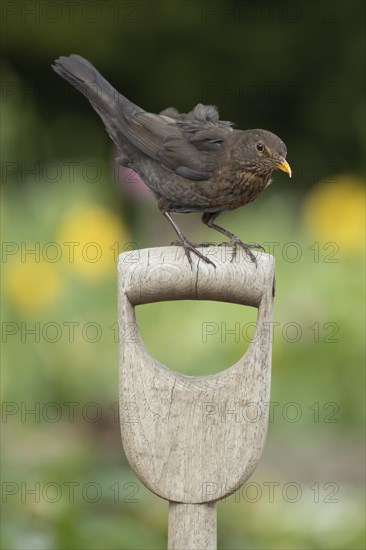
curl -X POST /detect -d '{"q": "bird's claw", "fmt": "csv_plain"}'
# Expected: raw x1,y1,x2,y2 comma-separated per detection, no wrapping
246,242,266,253
171,237,264,268
221,238,265,266
170,240,216,268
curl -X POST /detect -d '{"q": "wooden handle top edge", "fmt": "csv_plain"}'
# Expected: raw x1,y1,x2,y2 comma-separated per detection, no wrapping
118,246,275,307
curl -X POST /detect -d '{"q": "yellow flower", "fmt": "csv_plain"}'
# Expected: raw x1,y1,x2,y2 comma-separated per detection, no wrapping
57,205,128,280
3,258,62,311
303,176,365,254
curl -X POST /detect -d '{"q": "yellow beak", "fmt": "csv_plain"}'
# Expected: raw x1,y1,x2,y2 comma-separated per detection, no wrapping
276,158,292,178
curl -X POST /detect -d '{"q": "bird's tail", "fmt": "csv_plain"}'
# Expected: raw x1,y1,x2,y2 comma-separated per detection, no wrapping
52,55,143,138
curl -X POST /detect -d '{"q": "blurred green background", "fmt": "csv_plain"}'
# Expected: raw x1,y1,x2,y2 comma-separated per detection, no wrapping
1,1,365,548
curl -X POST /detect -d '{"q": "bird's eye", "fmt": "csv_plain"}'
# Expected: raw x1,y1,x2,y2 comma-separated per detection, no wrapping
256,142,264,152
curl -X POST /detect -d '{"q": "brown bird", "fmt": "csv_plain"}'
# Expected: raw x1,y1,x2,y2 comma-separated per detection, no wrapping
52,54,291,267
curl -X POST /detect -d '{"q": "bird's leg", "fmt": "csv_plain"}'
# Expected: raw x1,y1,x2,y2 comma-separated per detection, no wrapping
162,212,216,267
201,212,265,264
158,200,215,268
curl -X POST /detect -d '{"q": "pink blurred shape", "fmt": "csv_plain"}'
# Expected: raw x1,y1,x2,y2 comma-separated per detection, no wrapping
113,147,153,201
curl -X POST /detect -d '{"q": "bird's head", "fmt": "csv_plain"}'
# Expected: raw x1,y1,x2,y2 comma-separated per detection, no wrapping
238,129,292,178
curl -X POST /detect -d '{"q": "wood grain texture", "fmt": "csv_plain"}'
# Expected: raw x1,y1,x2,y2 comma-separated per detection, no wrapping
168,502,216,549
118,246,275,504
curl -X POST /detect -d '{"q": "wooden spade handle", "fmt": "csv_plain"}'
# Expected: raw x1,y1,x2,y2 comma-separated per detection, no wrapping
118,245,275,549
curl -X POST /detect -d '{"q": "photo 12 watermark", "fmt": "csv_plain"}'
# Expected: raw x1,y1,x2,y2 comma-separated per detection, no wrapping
1,480,139,504
1,1,142,24
201,480,340,503
1,400,340,426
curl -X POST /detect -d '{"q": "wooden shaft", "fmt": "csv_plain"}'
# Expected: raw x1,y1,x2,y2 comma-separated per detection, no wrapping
168,502,216,550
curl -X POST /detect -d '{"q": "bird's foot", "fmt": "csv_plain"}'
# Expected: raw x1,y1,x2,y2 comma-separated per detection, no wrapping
170,240,216,268
221,237,265,265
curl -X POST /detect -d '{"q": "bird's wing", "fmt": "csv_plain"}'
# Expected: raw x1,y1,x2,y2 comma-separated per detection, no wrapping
119,104,233,180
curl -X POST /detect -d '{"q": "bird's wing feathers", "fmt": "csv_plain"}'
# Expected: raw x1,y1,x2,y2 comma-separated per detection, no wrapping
117,111,179,159
158,135,220,180
52,57,233,181
119,104,233,181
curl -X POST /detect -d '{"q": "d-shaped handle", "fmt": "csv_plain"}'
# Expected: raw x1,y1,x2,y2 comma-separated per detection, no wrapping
118,246,275,504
